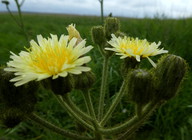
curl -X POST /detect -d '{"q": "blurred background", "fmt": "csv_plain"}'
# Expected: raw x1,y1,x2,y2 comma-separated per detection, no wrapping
0,0,192,140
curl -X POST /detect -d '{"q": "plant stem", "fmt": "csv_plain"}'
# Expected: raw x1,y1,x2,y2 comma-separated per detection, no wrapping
6,5,21,27
98,0,104,24
100,74,129,126
116,102,160,140
83,90,103,140
14,0,30,45
27,113,93,140
98,56,110,121
99,101,161,135
62,94,93,123
52,93,94,131
98,44,106,56
135,104,142,118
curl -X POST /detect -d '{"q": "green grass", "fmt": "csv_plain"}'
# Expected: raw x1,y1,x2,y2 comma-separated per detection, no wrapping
0,13,192,140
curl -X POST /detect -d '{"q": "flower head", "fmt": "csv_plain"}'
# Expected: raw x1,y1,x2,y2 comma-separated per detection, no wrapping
105,34,168,67
4,34,93,86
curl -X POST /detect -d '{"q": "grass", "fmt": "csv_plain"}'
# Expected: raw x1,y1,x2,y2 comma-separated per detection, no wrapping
0,12,192,140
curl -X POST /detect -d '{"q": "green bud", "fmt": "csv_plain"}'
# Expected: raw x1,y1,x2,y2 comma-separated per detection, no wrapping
153,54,187,100
0,70,39,114
0,108,24,128
104,17,120,40
49,75,74,95
91,26,106,46
73,72,95,90
2,0,9,5
121,58,139,77
128,69,154,105
116,31,127,38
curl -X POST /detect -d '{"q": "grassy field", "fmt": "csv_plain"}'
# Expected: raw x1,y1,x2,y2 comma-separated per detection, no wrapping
0,13,192,140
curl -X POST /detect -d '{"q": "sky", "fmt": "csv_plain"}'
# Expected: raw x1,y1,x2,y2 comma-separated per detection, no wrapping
0,0,192,18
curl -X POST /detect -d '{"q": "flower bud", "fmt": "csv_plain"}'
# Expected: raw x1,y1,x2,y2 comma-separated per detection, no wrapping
73,71,95,90
66,24,82,43
104,17,120,40
49,75,74,95
153,54,187,100
128,69,154,105
2,0,9,5
91,26,106,46
0,69,39,114
121,57,139,77
0,108,24,128
116,31,127,38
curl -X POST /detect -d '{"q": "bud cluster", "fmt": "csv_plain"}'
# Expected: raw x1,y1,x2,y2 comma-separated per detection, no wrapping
152,54,187,100
91,17,121,57
0,69,39,127
126,54,187,107
128,69,154,106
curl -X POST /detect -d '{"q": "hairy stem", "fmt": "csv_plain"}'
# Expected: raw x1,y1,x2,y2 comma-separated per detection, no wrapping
135,104,142,118
27,113,93,140
99,101,161,135
98,56,110,121
62,94,93,123
116,102,161,140
83,90,103,140
100,74,129,126
52,93,94,131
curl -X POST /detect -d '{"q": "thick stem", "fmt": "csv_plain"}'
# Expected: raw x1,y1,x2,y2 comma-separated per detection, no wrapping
116,102,160,140
98,56,110,121
98,44,106,56
99,101,161,135
27,113,93,140
83,90,103,140
100,74,129,126
135,104,142,118
62,94,93,123
52,93,94,131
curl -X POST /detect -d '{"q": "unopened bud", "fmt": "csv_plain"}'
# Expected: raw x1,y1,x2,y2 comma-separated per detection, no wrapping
66,24,82,43
0,69,39,114
121,58,139,77
2,0,9,5
104,17,120,40
0,108,24,128
73,71,95,90
153,54,187,100
128,69,154,105
49,75,74,95
116,31,127,38
91,26,106,46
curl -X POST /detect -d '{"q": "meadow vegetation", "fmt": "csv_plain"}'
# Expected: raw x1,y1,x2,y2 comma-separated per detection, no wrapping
0,13,192,140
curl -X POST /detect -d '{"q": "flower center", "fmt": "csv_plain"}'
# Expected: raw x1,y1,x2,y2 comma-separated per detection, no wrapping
120,39,148,56
29,46,73,75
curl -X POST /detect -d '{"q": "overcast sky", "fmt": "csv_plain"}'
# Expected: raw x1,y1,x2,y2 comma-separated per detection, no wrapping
0,0,192,18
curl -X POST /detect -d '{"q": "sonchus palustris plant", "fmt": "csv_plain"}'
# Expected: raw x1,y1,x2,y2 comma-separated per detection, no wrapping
0,17,187,140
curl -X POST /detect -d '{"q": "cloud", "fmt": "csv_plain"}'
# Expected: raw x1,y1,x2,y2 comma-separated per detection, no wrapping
0,0,192,18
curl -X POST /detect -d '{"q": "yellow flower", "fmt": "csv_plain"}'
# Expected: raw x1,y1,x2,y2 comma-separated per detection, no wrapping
66,24,82,41
4,34,93,87
105,34,168,67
